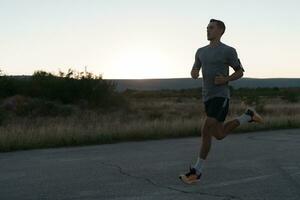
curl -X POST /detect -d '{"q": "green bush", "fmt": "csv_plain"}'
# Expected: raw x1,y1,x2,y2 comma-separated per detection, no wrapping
0,69,126,109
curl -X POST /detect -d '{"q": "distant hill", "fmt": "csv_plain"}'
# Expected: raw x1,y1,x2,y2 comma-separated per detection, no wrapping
7,76,300,91
106,78,300,91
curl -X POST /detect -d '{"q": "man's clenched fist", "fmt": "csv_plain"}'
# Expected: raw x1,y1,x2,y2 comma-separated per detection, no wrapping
191,68,199,79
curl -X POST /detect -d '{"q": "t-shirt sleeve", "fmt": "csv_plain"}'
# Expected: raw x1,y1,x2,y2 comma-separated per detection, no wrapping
192,49,202,70
228,48,245,72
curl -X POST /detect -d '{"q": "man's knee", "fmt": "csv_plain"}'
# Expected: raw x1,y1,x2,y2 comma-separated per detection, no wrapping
201,117,216,137
205,117,224,140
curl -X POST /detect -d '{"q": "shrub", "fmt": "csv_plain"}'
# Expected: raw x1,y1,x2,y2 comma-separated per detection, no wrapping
0,69,126,109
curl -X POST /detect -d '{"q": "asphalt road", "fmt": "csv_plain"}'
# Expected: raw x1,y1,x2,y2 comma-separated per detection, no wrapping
0,129,300,200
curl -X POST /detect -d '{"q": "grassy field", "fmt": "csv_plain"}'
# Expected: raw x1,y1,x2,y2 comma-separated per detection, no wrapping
0,70,299,152
0,92,299,152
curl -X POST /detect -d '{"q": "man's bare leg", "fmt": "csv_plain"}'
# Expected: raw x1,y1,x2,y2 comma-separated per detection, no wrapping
199,107,265,158
180,108,264,183
199,117,214,159
211,118,240,140
193,117,240,175
210,107,264,140
188,116,215,176
199,117,239,159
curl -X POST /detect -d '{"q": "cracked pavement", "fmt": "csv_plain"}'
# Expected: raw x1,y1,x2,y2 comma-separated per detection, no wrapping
0,128,300,200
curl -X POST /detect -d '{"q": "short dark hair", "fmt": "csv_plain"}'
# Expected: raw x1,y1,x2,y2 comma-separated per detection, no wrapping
210,19,226,35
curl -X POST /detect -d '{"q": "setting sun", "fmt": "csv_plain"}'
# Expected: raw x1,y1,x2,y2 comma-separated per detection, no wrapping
107,46,171,79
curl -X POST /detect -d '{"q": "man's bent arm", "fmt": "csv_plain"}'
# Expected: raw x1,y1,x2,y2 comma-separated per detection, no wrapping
225,68,243,82
214,68,243,85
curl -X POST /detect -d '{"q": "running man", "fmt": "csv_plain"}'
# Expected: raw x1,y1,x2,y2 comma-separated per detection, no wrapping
179,19,264,184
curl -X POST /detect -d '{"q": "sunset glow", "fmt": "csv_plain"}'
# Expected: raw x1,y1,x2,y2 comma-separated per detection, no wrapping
0,0,299,79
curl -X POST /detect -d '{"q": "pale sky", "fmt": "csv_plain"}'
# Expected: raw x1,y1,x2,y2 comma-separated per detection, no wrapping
0,0,299,79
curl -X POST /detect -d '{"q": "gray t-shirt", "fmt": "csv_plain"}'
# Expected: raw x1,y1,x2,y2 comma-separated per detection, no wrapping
192,42,244,102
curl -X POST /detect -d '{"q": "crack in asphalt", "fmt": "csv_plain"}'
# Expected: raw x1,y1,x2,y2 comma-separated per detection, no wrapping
100,161,243,200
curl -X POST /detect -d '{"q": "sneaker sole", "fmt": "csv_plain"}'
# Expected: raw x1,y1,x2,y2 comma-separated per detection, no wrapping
179,174,200,184
252,111,264,123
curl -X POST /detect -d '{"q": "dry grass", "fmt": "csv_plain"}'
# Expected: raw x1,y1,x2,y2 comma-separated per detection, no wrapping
0,97,299,152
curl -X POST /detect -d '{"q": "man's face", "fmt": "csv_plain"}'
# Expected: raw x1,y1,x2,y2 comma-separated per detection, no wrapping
207,22,222,41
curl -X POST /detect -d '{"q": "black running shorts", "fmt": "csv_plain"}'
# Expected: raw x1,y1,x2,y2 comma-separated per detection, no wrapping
204,97,229,122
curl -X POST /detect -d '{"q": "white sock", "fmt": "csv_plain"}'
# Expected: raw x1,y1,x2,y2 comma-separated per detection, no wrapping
236,113,251,125
193,157,205,175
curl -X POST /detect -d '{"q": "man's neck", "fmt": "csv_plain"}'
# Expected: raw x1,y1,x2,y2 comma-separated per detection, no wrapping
209,39,221,47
